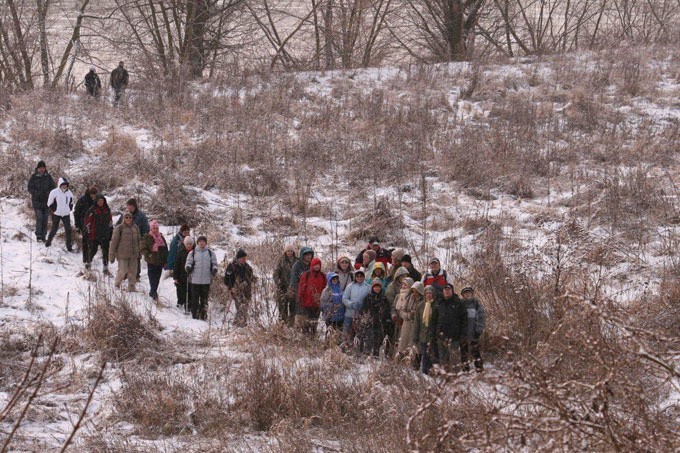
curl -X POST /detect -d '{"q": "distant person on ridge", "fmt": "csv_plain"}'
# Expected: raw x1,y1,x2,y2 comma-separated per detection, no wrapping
84,68,102,97
110,61,129,106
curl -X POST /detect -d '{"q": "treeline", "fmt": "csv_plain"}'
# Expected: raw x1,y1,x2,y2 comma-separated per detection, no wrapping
1,0,678,91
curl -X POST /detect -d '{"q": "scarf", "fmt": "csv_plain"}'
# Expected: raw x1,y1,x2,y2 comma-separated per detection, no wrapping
423,299,433,327
151,230,164,252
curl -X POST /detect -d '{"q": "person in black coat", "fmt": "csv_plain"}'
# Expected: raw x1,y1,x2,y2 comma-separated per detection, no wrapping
173,236,194,310
84,68,102,97
27,160,55,242
431,283,468,372
74,186,98,269
83,194,113,273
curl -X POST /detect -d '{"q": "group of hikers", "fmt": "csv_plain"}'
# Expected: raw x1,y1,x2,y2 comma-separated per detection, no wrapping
28,160,486,374
83,61,128,106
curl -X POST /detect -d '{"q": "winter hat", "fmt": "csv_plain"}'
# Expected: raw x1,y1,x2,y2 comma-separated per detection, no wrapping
401,254,412,264
429,257,440,265
284,243,296,253
402,277,414,288
392,249,406,261
236,249,247,259
411,281,425,296
36,160,46,170
371,280,383,289
354,269,365,277
197,235,207,244
424,285,435,294
394,266,409,281
368,237,380,244
444,283,455,291
126,198,138,209
461,286,474,295
183,236,195,247
300,246,314,257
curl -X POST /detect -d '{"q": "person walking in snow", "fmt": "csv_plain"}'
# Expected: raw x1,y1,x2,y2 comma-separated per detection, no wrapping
74,186,98,269
45,177,75,251
173,236,194,310
109,211,141,291
83,194,113,274
297,257,326,337
185,235,217,320
84,68,102,97
166,224,191,273
273,244,298,325
224,249,255,327
110,61,129,106
115,198,149,280
140,220,168,303
460,287,486,372
27,160,55,242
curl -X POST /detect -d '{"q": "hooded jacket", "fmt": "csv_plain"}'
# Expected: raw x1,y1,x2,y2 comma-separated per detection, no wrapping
74,193,96,230
368,262,389,291
386,266,409,309
321,272,346,323
298,257,326,310
27,164,55,207
173,245,193,284
167,231,186,271
84,195,112,242
109,221,141,262
342,278,370,318
465,298,486,340
46,178,74,217
185,246,217,285
290,247,313,299
360,283,392,330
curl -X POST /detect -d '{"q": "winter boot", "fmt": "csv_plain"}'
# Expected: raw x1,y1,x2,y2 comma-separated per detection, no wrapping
103,266,112,277
45,238,52,247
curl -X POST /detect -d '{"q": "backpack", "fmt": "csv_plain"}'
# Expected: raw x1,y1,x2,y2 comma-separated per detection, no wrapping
224,262,235,288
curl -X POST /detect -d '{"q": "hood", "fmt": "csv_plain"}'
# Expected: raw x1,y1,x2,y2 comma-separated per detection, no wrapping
35,160,47,171
372,262,386,276
300,246,314,258
95,194,109,207
401,277,415,291
336,256,352,272
393,266,409,280
327,272,339,286
57,177,69,188
310,257,322,269
371,279,384,289
411,281,425,296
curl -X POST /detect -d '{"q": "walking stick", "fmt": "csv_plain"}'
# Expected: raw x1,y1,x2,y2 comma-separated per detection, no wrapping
185,270,191,316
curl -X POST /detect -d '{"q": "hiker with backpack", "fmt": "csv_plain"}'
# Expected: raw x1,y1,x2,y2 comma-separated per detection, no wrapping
185,235,218,320
224,249,255,327
140,220,169,303
109,211,141,291
74,186,98,269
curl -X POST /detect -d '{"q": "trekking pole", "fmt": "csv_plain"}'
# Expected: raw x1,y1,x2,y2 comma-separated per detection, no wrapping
185,270,191,316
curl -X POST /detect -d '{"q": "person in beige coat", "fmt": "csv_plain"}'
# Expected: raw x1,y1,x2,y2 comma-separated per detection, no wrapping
395,277,416,354
109,212,142,291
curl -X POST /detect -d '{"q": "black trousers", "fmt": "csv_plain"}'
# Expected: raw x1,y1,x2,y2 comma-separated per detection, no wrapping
47,214,72,248
190,284,210,320
87,239,109,267
461,339,483,371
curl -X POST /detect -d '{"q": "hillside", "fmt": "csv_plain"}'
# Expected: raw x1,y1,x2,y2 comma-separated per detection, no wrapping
0,47,678,451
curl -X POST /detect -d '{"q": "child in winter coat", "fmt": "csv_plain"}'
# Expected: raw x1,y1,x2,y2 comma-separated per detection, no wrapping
185,235,218,320
140,220,168,303
321,273,346,334
334,256,354,291
368,262,389,292
358,280,392,357
342,269,370,348
297,257,326,337
461,287,486,372
45,177,74,251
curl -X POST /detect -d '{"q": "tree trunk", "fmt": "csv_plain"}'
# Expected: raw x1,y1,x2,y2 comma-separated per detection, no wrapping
37,0,51,86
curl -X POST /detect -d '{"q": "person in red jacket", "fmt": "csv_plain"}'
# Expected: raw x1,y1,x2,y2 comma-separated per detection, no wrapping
297,257,326,337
